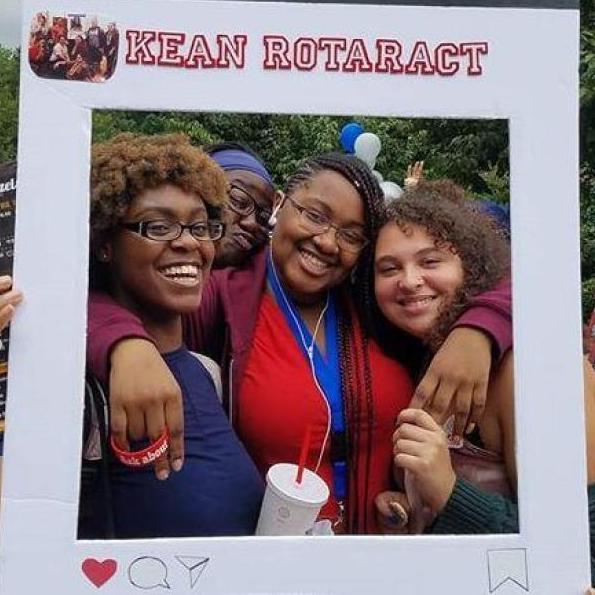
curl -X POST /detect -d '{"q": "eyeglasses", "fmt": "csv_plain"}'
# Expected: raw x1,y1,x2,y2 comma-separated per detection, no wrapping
227,183,273,227
121,219,226,242
285,196,369,253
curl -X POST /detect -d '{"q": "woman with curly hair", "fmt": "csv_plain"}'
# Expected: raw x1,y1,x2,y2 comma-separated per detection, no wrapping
372,182,595,548
80,133,264,539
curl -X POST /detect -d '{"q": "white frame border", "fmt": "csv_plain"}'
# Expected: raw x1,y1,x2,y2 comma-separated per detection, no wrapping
0,1,586,593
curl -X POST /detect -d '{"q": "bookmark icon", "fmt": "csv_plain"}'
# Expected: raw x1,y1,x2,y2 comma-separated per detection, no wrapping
487,548,529,592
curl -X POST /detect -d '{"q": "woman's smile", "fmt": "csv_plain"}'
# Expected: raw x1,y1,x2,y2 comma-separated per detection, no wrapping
158,262,203,288
395,294,439,315
297,244,337,277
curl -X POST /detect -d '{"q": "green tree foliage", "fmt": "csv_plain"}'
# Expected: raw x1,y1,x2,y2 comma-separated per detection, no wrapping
93,110,508,195
0,47,19,163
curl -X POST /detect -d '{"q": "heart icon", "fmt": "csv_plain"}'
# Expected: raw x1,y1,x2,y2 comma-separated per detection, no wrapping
81,558,118,588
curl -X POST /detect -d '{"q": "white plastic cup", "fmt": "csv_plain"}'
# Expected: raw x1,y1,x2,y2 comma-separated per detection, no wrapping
255,463,330,536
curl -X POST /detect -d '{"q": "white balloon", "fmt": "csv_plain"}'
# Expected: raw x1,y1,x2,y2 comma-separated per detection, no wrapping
380,181,403,201
354,133,381,168
372,170,384,184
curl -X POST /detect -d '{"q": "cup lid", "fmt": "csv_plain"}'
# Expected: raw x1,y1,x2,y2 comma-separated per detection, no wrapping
266,463,330,508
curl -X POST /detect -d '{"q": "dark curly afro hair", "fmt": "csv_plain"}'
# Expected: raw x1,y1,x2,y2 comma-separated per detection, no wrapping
381,179,511,351
89,133,228,288
90,132,228,240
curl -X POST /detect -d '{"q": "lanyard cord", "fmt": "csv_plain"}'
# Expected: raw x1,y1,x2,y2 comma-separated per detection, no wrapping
267,251,348,501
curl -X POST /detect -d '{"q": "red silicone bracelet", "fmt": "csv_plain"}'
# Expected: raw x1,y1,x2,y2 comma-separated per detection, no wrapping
110,429,169,467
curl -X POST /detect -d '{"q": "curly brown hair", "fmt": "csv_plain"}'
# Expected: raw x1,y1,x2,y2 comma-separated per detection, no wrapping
89,133,228,288
375,179,510,352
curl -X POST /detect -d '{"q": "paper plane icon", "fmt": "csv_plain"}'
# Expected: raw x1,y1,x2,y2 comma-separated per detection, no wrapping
175,556,210,588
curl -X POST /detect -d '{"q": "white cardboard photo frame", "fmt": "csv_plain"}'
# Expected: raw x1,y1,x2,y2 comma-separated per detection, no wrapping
0,0,588,593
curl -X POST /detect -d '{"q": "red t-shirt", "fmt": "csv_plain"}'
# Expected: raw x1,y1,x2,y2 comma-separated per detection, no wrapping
237,293,413,534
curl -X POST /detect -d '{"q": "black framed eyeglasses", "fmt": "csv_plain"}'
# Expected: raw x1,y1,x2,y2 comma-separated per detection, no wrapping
227,183,273,227
120,219,226,242
285,196,369,253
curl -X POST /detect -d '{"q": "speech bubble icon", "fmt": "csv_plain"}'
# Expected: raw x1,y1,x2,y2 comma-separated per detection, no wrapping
127,556,170,590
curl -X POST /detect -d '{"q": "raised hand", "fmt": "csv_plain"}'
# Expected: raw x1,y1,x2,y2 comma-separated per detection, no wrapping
404,161,425,188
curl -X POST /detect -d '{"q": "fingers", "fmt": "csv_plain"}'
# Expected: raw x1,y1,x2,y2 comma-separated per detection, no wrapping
392,420,430,444
466,382,487,433
397,408,441,432
388,499,409,527
451,382,474,438
393,410,444,459
0,275,13,291
374,491,410,532
0,303,17,331
410,371,439,410
165,390,184,473
125,407,147,443
393,438,427,458
145,404,169,481
393,452,422,473
109,339,184,479
425,379,455,426
110,404,130,452
0,279,23,332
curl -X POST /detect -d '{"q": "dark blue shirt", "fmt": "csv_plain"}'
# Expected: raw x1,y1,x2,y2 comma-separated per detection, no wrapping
82,346,264,538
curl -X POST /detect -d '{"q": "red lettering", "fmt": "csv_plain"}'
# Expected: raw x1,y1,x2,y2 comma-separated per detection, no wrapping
318,37,346,71
405,41,435,75
216,34,247,68
294,37,317,71
435,43,459,76
342,38,373,73
185,34,216,69
262,35,291,70
157,32,185,67
125,30,157,65
460,42,488,75
375,39,403,74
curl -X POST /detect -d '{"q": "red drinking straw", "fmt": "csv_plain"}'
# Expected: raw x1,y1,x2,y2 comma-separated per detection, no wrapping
296,425,312,484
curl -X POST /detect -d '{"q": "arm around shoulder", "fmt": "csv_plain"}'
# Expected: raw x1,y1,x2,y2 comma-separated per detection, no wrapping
87,290,152,383
454,277,512,359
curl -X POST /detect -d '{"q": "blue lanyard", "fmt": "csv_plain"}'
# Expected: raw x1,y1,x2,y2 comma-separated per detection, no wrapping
266,252,348,501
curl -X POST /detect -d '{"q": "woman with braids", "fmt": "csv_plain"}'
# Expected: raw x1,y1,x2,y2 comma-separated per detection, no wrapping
86,153,513,534
79,133,263,538
371,183,595,565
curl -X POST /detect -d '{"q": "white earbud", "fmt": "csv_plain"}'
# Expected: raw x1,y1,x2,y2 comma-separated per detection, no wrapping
268,203,283,228
268,211,278,227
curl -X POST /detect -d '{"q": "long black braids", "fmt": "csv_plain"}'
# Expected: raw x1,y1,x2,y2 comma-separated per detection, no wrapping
284,153,385,533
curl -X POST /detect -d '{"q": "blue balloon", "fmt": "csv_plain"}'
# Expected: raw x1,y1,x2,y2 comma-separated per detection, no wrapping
340,122,364,154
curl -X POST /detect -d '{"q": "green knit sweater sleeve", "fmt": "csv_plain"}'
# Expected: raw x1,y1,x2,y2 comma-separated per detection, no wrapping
429,478,518,535
430,479,595,586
